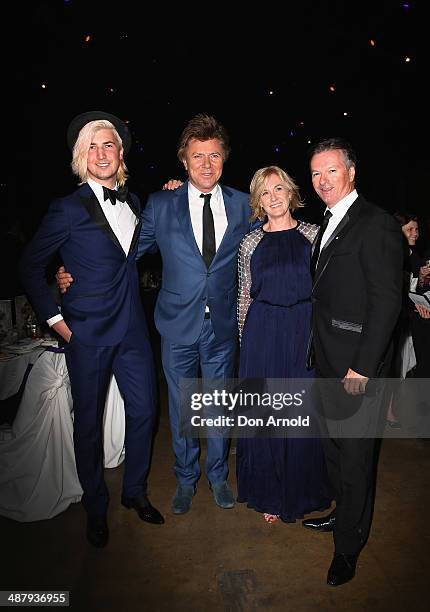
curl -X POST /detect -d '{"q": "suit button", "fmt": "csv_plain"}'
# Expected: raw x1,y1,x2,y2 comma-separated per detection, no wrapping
202,296,207,301
311,297,317,303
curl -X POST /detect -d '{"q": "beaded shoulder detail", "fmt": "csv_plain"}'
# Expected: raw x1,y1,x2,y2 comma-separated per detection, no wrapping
297,221,319,243
237,228,264,340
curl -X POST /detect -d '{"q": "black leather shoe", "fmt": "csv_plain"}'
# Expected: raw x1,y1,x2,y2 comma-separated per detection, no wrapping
302,509,336,532
327,553,358,586
121,495,165,524
86,515,109,548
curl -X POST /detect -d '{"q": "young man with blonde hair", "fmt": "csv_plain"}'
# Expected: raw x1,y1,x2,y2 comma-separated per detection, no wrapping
20,111,164,548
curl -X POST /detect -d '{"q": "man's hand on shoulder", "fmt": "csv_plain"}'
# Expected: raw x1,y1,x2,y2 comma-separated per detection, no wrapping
56,266,74,294
162,179,183,190
342,368,369,395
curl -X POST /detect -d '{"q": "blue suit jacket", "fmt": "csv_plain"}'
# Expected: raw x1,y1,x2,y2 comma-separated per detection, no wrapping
137,182,253,345
20,183,144,347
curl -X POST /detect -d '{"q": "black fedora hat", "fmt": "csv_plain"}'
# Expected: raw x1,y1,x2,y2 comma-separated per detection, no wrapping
67,111,132,154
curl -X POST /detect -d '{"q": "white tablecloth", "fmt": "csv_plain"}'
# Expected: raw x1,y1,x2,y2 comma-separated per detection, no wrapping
0,350,125,522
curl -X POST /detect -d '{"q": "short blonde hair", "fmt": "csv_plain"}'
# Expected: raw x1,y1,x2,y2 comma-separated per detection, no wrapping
249,166,304,221
71,119,129,186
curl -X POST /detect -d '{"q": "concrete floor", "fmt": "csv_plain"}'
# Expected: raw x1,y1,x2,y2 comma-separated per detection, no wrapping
2,293,429,611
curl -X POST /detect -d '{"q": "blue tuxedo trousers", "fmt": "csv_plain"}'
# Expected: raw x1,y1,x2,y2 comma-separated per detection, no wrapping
65,315,157,516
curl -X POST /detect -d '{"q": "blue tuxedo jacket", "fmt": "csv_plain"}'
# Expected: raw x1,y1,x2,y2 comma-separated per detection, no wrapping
137,182,253,345
20,183,145,346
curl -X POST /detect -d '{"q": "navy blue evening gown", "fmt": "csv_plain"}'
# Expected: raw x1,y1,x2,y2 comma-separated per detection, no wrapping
236,224,331,522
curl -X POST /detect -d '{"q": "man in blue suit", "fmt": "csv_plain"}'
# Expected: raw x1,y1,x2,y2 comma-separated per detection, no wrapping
138,114,254,514
19,111,164,547
57,114,255,514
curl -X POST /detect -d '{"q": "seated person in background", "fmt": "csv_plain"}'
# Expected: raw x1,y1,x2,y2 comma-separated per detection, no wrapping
386,212,421,427
411,238,430,378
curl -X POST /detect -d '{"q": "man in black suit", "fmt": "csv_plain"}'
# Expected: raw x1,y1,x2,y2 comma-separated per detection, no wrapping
302,138,403,586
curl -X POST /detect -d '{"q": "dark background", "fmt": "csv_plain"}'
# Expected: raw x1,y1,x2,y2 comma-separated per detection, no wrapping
3,0,429,257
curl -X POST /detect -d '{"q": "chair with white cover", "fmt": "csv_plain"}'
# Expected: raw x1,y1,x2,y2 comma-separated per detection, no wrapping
0,350,83,522
0,349,126,522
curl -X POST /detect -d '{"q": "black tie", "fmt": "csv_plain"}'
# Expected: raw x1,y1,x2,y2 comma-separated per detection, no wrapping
310,210,332,276
200,193,216,268
103,185,128,206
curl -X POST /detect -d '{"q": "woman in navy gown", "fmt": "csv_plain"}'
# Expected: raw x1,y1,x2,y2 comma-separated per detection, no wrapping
236,165,331,523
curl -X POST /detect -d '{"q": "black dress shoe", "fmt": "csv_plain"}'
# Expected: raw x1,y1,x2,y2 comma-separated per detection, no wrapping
86,515,109,548
121,495,165,524
327,553,358,586
302,509,336,532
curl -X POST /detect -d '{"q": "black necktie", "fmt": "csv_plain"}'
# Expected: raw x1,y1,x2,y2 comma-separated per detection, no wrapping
102,185,128,206
200,193,216,268
310,210,332,276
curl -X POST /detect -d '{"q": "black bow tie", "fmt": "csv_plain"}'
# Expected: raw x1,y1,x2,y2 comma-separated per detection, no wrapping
102,185,128,206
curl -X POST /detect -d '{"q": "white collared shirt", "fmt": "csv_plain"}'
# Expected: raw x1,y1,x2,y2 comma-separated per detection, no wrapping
188,182,227,254
47,179,138,326
320,189,358,249
87,178,138,255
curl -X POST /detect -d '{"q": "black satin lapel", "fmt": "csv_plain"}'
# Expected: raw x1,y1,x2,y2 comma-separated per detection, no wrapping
175,192,205,263
313,252,332,290
313,200,362,289
311,233,318,259
128,218,142,256
126,193,140,218
320,212,350,253
127,194,141,256
79,193,122,251
313,218,349,289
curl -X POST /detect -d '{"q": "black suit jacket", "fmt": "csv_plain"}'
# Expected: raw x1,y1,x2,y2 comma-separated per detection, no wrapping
312,195,403,378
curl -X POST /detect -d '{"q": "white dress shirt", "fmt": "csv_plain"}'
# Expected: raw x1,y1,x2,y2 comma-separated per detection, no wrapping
320,189,358,250
188,182,228,254
47,179,138,326
188,182,227,314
